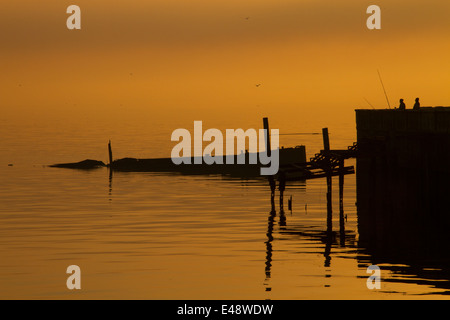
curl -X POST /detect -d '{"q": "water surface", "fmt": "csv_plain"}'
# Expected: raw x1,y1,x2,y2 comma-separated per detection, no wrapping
1,114,449,299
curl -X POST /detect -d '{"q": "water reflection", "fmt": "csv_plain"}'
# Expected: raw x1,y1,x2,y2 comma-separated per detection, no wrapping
106,166,450,297
357,216,450,295
263,176,355,293
357,163,450,295
261,164,450,297
264,205,275,291
264,176,281,291
108,168,113,201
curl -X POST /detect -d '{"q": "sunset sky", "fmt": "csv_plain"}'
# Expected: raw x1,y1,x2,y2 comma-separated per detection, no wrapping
2,0,450,123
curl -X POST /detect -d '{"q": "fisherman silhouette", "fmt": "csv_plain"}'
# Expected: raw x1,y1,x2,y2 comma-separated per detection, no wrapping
399,98,406,110
413,97,420,110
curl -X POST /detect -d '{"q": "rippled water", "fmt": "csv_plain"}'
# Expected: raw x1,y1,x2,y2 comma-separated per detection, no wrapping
1,114,449,299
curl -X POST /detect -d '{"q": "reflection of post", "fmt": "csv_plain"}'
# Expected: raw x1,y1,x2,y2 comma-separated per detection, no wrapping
269,176,276,212
278,171,286,211
279,208,286,227
264,205,276,291
278,172,287,227
108,168,113,201
339,159,345,246
288,195,292,214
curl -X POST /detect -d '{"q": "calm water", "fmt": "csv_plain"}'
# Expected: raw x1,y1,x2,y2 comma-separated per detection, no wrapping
1,113,449,299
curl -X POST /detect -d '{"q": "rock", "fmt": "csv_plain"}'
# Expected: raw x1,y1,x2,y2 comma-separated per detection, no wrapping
49,159,106,169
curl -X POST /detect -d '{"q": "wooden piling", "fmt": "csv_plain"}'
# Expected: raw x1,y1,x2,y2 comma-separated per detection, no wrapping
326,173,332,230
339,159,345,246
108,140,113,167
322,127,330,152
263,117,271,157
322,127,333,229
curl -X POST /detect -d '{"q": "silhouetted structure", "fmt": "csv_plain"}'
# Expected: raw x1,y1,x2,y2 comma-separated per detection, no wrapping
49,119,357,182
356,107,450,261
50,146,307,178
49,159,105,169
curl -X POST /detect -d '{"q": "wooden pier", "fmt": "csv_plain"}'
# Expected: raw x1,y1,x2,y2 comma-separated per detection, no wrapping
356,107,450,259
270,124,357,240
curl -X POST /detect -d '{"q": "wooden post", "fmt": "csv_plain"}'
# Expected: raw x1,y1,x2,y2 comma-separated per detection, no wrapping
322,127,330,152
326,173,332,230
323,127,332,230
339,158,345,246
108,140,113,167
263,117,271,157
339,159,344,217
325,170,333,267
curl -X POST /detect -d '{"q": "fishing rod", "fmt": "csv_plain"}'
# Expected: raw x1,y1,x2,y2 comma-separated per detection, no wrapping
377,69,391,109
277,133,320,136
363,97,375,109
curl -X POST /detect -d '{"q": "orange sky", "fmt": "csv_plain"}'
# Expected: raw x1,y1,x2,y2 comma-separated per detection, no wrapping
2,0,450,123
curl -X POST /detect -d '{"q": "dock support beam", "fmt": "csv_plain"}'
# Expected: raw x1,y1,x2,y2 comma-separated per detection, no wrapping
323,127,332,231
339,159,345,245
326,172,332,231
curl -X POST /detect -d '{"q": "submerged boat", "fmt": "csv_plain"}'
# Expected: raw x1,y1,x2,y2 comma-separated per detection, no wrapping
50,146,307,179
112,145,306,177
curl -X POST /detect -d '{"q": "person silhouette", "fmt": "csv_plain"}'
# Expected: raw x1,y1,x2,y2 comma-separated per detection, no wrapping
399,98,406,110
413,97,420,110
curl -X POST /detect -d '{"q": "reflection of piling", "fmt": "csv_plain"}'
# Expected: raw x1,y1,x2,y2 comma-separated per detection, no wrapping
324,206,333,267
108,169,113,201
288,195,292,213
277,172,287,228
269,176,276,212
265,205,276,283
279,208,286,227
278,171,286,211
